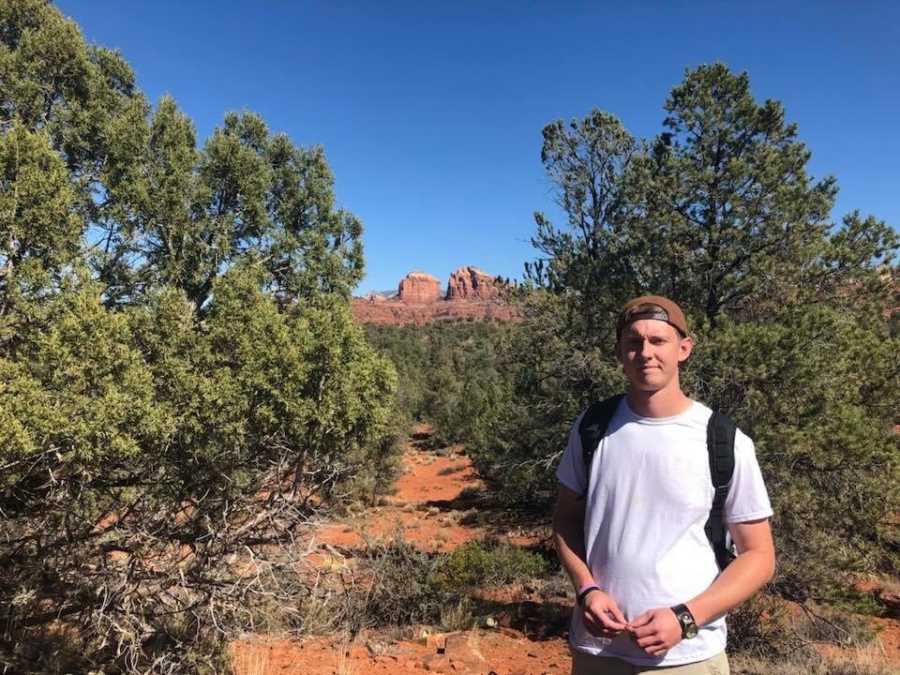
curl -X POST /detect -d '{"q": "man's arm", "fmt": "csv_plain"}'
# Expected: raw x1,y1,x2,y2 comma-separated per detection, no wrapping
553,484,627,638
685,517,775,625
630,518,775,656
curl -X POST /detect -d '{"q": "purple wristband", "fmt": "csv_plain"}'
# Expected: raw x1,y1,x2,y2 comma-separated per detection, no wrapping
577,581,598,597
577,584,602,607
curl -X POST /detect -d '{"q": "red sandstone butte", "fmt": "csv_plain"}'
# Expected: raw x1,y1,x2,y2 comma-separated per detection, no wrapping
446,266,500,301
397,271,441,304
352,268,518,325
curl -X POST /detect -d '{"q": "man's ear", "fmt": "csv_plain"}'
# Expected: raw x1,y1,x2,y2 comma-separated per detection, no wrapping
678,336,694,363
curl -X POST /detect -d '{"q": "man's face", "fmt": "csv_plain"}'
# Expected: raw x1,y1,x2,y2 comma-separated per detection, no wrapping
616,319,693,393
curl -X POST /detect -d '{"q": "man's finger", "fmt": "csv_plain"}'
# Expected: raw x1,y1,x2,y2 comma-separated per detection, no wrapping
630,623,656,638
636,634,662,649
583,614,622,640
597,611,627,631
608,604,627,625
629,611,652,628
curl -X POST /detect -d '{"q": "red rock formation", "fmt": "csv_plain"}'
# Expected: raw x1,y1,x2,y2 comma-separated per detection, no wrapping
351,297,519,325
352,268,519,325
397,272,441,304
445,266,500,301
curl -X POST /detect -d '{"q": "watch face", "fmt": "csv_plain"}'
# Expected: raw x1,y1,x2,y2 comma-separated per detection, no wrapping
678,612,698,638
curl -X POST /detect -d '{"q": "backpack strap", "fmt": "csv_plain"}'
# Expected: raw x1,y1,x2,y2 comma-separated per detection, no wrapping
705,410,737,570
578,394,625,493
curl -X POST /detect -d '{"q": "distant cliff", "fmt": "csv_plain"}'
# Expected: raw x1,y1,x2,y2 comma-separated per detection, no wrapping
352,267,519,325
445,266,500,301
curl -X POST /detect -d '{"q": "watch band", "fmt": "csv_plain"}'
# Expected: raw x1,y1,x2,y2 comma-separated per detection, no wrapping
670,603,698,639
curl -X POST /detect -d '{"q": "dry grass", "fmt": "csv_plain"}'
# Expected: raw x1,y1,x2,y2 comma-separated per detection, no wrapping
334,637,357,675
440,597,476,631
230,644,272,675
437,464,466,476
732,642,893,675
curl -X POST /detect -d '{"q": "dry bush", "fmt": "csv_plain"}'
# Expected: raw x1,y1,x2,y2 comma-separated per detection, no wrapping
345,539,448,632
0,463,344,674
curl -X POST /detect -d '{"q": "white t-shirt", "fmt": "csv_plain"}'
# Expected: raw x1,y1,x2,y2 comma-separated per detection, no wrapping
556,398,773,666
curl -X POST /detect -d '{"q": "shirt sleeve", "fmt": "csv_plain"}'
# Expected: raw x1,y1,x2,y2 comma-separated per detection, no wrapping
724,429,774,523
556,410,588,495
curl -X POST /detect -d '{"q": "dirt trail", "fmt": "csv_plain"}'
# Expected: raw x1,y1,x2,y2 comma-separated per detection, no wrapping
230,426,570,674
230,425,900,674
313,428,540,556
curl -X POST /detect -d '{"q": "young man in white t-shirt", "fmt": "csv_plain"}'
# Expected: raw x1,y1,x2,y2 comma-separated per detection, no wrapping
553,296,775,674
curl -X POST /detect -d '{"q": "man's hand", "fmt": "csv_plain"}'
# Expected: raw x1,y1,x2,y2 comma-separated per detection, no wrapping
581,589,628,639
628,607,682,657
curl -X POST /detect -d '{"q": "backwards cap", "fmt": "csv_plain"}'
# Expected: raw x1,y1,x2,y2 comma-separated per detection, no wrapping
617,295,689,338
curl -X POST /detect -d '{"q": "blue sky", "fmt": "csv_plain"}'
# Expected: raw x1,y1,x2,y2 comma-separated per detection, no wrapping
56,1,899,294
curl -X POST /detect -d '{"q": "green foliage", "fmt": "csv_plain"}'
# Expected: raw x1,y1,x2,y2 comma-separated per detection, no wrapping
626,63,842,321
364,322,431,425
476,63,899,605
352,539,449,631
349,539,549,633
0,3,398,671
95,101,364,311
0,122,82,347
0,0,149,230
364,320,516,452
686,308,899,598
435,540,548,590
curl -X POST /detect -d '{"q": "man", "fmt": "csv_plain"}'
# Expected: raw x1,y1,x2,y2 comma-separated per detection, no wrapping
553,295,775,674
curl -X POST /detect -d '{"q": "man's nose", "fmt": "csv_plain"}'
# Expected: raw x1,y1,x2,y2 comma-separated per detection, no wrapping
639,339,653,358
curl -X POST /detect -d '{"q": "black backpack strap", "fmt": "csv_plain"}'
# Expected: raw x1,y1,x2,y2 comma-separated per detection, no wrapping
578,394,625,493
705,410,737,570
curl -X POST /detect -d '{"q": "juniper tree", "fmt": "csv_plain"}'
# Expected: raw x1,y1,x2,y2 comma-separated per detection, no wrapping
0,0,149,249
0,3,398,669
621,63,894,324
476,64,898,601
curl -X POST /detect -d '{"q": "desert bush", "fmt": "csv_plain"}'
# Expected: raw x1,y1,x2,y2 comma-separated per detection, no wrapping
0,269,398,673
350,539,449,631
337,538,552,636
434,540,549,590
724,594,797,657
725,594,875,660
0,2,399,672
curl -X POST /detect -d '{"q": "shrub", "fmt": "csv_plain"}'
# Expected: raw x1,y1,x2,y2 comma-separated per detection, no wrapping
350,539,447,631
0,3,399,671
435,541,549,590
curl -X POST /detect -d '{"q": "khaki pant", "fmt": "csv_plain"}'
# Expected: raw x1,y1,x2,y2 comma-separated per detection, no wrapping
571,650,729,675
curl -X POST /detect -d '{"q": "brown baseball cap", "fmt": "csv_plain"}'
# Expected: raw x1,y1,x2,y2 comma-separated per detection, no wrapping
617,295,689,337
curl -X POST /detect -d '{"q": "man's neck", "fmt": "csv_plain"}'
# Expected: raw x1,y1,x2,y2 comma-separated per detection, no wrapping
626,385,692,418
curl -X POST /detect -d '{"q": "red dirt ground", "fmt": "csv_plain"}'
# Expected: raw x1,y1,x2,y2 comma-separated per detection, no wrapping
311,443,488,554
310,435,542,556
230,426,900,674
231,630,570,675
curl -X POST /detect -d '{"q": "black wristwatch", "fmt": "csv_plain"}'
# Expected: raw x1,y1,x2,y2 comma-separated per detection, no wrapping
670,604,698,639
